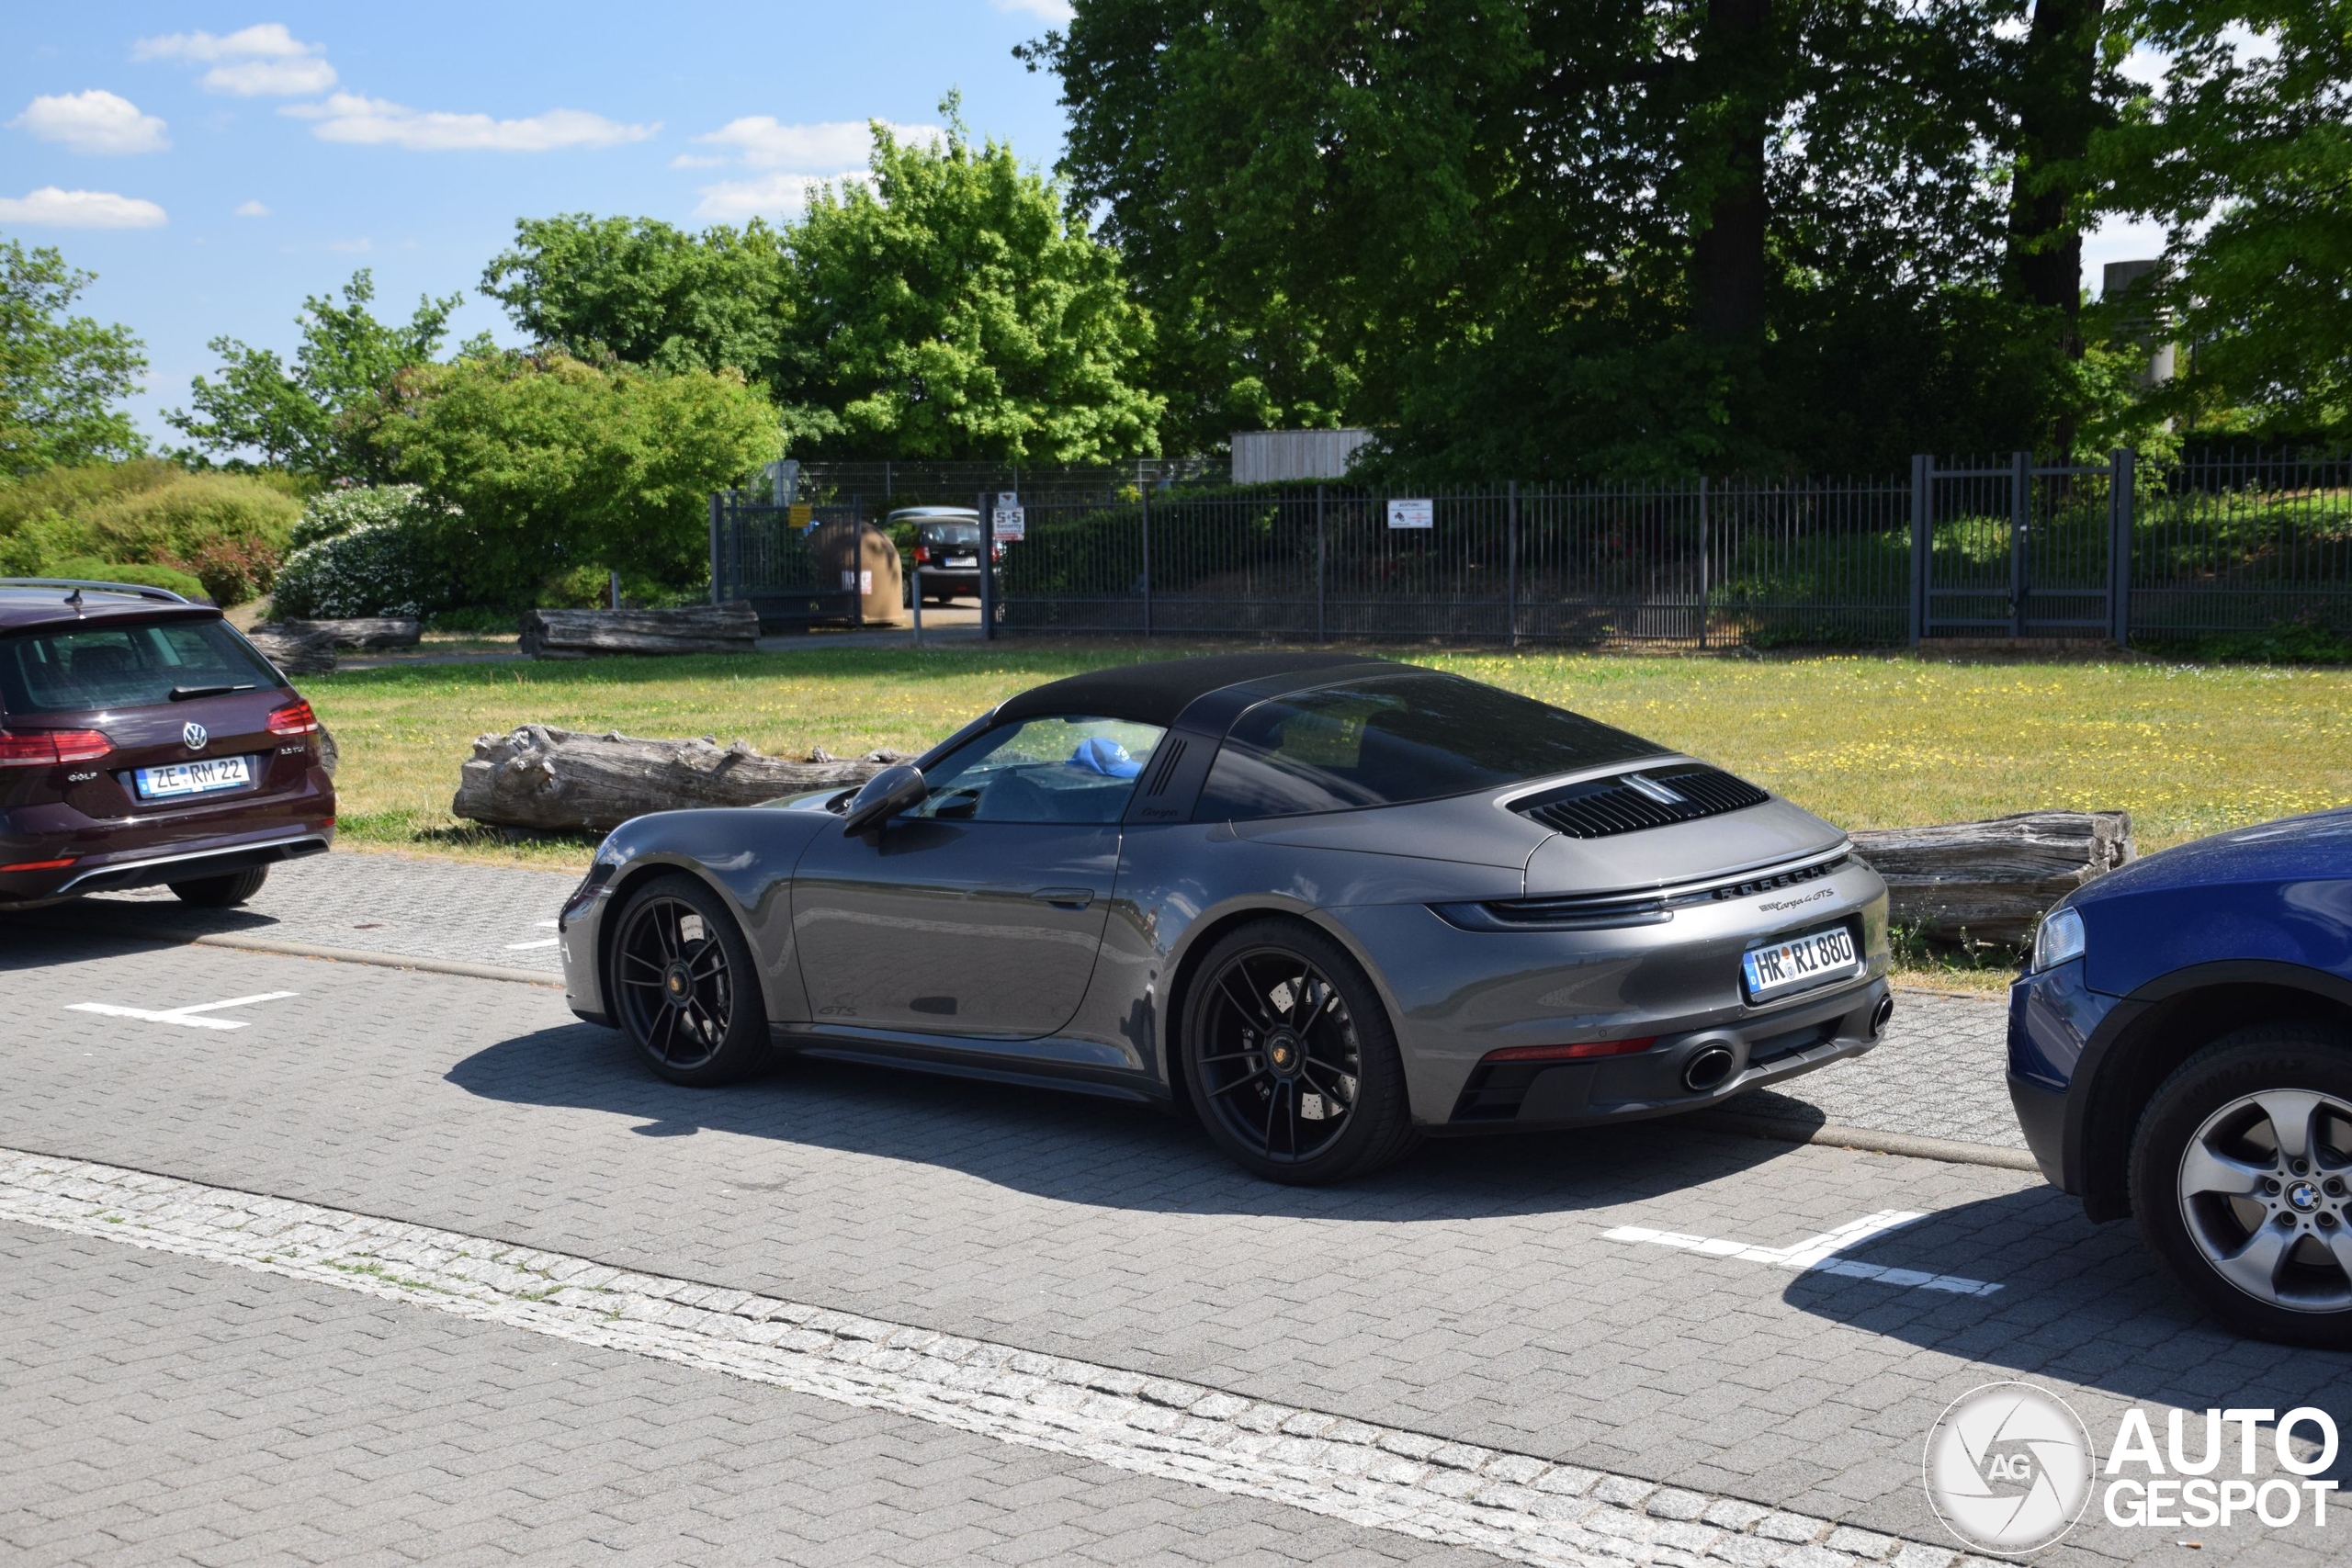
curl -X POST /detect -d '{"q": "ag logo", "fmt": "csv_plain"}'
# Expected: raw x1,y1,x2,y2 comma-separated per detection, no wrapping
1923,1382,2094,1554
183,720,209,751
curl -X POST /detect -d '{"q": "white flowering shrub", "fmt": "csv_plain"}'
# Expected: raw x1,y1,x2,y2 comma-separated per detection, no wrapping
271,488,455,618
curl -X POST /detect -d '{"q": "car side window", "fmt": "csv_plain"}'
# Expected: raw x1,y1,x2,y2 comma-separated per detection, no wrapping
910,716,1165,826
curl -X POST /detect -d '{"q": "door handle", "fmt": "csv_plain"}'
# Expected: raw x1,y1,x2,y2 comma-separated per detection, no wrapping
1030,886,1093,909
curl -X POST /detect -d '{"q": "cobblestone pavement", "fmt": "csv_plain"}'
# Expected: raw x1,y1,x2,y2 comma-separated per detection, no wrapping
0,1151,1988,1568
0,1220,1481,1568
25,850,2021,1148
4,928,2347,1566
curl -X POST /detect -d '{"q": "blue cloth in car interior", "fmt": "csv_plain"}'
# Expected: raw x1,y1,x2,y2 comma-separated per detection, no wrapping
1067,737,1142,778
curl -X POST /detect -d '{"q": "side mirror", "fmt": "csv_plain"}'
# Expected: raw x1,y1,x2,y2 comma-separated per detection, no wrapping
841,762,928,834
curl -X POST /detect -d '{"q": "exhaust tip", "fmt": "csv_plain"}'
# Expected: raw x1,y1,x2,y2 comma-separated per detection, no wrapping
1871,994,1894,1037
1682,1043,1737,1093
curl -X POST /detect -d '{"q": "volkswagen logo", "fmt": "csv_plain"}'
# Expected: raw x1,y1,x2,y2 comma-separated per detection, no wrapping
183,721,209,751
1922,1382,2093,1554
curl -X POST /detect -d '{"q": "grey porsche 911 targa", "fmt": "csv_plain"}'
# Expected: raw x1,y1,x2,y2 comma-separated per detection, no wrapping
559,652,1893,1183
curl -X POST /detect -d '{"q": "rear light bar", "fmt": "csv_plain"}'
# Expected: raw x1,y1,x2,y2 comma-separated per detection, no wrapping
267,699,320,736
1479,1037,1657,1065
1,857,76,873
0,728,111,766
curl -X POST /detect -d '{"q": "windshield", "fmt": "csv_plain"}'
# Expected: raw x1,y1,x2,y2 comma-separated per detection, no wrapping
0,618,285,716
1194,672,1662,819
923,524,982,546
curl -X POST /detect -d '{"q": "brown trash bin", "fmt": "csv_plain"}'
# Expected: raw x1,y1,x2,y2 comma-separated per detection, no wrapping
806,519,905,626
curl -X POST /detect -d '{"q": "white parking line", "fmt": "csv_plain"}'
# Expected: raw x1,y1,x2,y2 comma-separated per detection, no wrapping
1603,1208,2003,1295
66,991,300,1032
506,919,560,952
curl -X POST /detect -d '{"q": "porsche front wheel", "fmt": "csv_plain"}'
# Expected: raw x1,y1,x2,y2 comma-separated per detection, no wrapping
1182,919,1419,1184
610,874,770,1086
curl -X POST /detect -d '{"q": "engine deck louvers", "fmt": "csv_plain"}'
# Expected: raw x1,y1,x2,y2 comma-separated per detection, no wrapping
1510,764,1771,840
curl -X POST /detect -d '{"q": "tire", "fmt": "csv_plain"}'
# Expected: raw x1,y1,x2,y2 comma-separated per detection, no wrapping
607,874,770,1087
1181,918,1420,1184
169,866,268,908
2129,1022,2352,1347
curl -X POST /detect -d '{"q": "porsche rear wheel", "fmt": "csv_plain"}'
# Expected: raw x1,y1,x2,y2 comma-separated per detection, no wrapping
1182,919,1419,1184
610,874,769,1086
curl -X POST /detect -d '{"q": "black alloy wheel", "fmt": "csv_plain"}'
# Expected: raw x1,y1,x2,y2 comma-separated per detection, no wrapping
1182,919,1418,1184
610,874,769,1085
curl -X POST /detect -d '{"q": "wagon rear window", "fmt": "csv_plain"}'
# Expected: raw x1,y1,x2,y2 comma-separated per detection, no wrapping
0,619,283,716
1194,672,1660,819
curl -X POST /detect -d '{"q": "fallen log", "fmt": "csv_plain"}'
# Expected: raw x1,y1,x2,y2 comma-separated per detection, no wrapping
245,625,336,676
264,616,420,650
452,725,899,834
519,604,760,660
1850,809,2133,945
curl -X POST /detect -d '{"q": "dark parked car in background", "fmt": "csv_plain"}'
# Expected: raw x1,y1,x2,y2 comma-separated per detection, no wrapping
890,507,992,605
0,579,334,909
2009,807,2352,1345
561,652,1894,1185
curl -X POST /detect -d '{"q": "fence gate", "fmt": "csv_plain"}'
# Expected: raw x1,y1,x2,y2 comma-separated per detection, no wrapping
1911,452,2132,642
708,491,866,631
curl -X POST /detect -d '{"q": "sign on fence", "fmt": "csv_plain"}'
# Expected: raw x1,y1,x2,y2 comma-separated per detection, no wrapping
992,506,1026,542
1387,498,1433,530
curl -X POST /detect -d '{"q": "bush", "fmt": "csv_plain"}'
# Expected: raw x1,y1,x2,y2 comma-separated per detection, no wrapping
270,512,452,619
44,556,210,601
290,483,428,550
76,471,300,604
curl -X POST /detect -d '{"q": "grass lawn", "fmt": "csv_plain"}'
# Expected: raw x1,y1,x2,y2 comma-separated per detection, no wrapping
305,641,2352,987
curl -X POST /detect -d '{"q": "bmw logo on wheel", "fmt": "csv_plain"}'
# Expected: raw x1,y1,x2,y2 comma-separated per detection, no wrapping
183,721,209,751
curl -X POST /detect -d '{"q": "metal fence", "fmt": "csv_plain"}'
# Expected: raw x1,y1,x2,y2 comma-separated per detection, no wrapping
711,450,2352,649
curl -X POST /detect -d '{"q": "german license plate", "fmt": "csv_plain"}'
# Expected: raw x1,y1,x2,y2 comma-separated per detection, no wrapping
1741,922,1859,1002
945,555,978,568
135,756,253,800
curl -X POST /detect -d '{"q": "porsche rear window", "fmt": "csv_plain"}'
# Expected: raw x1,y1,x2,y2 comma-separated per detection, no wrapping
1193,672,1660,819
0,619,283,716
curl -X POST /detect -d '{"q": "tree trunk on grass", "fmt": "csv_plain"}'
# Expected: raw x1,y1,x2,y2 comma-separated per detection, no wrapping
452,725,900,835
1851,809,2132,945
246,626,336,676
263,617,422,650
519,604,760,659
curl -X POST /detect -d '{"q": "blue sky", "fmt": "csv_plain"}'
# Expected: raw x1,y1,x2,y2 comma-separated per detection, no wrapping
1,3,1077,444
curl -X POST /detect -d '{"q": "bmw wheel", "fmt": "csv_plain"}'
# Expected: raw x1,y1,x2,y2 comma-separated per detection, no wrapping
609,874,770,1086
1182,919,1419,1185
2130,1023,2352,1347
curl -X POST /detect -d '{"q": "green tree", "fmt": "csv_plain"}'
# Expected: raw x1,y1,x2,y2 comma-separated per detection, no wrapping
2099,1,2352,438
1028,1,2121,474
779,106,1161,461
166,268,463,480
480,215,793,381
368,352,780,604
0,237,148,476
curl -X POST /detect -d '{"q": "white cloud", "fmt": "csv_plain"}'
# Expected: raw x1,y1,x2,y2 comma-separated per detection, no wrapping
233,198,269,217
0,186,167,228
691,116,940,170
670,152,725,169
993,0,1074,19
11,90,169,154
328,236,371,253
692,170,870,222
134,23,336,97
283,93,658,152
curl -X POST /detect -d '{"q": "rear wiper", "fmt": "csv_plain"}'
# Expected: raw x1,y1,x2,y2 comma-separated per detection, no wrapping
168,682,255,701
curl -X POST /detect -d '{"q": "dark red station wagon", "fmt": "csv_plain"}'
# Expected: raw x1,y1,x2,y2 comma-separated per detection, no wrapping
0,578,335,909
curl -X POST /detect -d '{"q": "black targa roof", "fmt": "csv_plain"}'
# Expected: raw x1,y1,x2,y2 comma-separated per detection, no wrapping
991,651,1402,732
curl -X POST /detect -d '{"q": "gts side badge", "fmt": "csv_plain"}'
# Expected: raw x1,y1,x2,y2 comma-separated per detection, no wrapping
1622,773,1686,806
